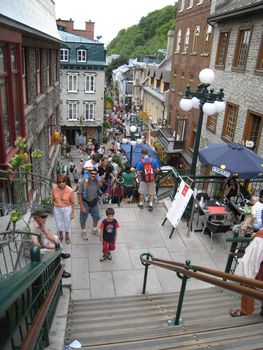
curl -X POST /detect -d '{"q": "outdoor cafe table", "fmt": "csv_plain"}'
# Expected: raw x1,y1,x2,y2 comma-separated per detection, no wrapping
228,201,251,223
195,199,229,234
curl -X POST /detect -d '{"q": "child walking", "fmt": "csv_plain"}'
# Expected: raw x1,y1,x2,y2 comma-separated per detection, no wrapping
99,207,119,261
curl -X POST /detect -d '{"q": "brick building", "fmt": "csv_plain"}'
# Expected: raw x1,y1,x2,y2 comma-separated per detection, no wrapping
162,0,213,171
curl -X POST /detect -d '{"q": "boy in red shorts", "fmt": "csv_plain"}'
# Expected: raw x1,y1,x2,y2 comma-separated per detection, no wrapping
99,207,119,261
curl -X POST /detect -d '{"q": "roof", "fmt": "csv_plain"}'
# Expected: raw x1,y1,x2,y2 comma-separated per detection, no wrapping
208,0,263,22
59,30,98,44
0,0,61,41
59,30,106,66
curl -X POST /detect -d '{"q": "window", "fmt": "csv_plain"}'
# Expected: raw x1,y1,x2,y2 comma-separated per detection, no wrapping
84,73,96,92
0,45,24,151
187,0,193,9
206,113,218,133
189,127,197,152
175,116,187,141
0,71,11,149
172,68,177,90
215,31,230,67
67,101,78,120
77,49,86,62
183,28,190,52
233,27,252,69
222,102,238,142
84,101,95,120
179,0,185,11
179,72,185,93
35,48,41,96
67,73,79,92
175,29,182,52
243,111,263,152
204,25,212,54
192,25,200,53
189,73,194,89
255,34,263,72
50,50,56,84
60,49,69,62
22,48,28,104
46,49,50,87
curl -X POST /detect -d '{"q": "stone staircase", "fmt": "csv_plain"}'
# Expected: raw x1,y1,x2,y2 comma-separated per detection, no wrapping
65,287,263,349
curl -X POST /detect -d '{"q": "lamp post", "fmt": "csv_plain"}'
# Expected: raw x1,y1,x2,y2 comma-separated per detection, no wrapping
129,124,137,165
179,68,226,179
122,125,142,166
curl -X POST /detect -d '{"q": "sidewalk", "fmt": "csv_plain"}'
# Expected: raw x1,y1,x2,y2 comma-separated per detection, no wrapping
49,147,231,300
46,202,230,300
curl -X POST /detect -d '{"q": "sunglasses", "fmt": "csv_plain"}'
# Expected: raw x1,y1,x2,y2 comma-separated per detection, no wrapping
90,172,97,175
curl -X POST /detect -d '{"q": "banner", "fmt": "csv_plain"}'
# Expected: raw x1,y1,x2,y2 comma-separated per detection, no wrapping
166,179,193,228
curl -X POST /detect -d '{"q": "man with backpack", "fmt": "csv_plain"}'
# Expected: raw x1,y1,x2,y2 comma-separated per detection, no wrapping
136,148,159,211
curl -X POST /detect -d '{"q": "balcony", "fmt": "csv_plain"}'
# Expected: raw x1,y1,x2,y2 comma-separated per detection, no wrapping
157,127,185,153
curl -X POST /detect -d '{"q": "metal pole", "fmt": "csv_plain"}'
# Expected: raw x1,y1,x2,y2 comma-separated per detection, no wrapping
142,254,150,294
173,259,191,325
190,107,204,179
130,144,133,165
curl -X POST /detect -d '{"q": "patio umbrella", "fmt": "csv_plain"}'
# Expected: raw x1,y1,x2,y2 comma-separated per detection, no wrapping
120,143,162,168
199,142,263,179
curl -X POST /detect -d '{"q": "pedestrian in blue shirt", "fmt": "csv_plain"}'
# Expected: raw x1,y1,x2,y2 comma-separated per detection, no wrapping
136,148,159,211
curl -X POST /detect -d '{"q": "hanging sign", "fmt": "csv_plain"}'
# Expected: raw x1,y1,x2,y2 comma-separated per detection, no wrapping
211,166,231,178
166,179,193,228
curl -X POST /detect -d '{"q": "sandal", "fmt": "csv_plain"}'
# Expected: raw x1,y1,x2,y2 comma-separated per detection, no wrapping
59,231,63,242
229,309,244,317
65,233,71,245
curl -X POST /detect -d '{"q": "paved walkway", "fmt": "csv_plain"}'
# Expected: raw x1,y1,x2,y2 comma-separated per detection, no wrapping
46,147,232,300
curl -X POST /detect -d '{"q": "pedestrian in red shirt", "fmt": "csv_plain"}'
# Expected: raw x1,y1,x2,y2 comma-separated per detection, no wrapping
99,207,119,261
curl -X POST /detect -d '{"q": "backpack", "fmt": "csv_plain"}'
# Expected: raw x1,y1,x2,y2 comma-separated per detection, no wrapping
141,158,154,183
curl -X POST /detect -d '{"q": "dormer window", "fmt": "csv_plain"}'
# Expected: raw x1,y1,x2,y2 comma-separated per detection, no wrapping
60,49,69,62
77,49,87,62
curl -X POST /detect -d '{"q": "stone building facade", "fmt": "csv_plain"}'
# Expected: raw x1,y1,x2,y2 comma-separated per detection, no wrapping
0,0,61,180
59,29,106,144
204,0,263,161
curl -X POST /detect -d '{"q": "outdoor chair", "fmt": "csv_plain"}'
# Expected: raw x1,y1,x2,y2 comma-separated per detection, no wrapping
206,221,232,249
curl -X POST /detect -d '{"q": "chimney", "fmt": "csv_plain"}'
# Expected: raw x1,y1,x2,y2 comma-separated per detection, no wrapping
166,30,175,59
56,19,74,32
85,20,95,40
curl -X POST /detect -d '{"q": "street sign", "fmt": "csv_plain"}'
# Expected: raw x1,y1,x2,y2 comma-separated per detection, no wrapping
211,166,231,178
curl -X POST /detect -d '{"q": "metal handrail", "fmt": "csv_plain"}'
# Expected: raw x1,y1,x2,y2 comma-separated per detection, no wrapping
0,246,62,349
140,253,263,325
20,264,64,350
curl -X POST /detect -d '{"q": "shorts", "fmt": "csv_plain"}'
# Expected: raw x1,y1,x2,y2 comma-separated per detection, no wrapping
123,186,134,198
138,181,156,195
80,202,100,225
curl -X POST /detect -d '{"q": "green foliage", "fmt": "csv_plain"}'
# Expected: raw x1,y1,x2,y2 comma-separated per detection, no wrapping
103,120,111,129
107,5,176,58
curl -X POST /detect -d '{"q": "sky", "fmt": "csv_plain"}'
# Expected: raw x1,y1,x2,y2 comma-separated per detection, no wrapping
54,0,176,45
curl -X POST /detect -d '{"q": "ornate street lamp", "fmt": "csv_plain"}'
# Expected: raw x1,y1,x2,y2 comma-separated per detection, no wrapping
122,125,142,165
179,68,226,178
